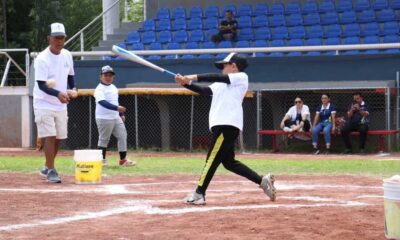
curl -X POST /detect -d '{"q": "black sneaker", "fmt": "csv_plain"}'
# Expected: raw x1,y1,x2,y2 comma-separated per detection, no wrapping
39,166,48,178
313,149,320,155
47,169,61,183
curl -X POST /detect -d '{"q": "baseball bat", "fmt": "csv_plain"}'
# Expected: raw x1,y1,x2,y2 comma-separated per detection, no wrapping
111,45,176,77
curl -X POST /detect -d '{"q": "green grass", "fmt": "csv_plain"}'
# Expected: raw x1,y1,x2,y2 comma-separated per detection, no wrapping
0,155,399,178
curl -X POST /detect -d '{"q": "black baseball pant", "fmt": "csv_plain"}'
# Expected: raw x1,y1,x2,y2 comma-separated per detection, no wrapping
196,125,262,195
341,122,369,150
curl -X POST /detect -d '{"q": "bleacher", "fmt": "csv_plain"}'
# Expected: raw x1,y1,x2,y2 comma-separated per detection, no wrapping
113,0,400,59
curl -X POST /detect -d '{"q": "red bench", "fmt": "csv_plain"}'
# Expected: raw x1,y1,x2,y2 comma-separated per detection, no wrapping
258,129,400,153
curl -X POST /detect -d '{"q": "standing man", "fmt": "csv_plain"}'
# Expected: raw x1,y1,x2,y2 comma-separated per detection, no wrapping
175,53,276,205
33,23,77,183
341,92,370,154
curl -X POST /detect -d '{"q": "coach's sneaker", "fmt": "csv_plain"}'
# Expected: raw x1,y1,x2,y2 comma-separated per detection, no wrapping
46,169,61,183
184,191,206,205
119,159,136,166
260,174,276,201
39,166,48,178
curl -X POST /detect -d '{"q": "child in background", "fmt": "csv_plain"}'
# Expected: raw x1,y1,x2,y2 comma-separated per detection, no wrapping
94,65,135,166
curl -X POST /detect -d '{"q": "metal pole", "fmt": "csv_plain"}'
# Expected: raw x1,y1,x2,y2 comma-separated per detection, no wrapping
143,0,147,20
189,96,194,151
124,0,128,22
0,59,11,87
256,91,262,150
80,32,85,60
386,87,391,151
89,97,92,148
25,51,30,87
135,95,139,150
396,71,400,149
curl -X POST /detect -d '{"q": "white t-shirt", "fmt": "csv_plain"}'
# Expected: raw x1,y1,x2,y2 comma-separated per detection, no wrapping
94,83,120,119
208,72,248,131
33,47,74,111
286,105,311,122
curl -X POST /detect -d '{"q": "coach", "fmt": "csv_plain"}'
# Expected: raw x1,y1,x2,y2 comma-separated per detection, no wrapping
33,23,77,183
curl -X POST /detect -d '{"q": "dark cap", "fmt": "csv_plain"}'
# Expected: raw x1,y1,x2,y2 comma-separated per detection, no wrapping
101,65,115,75
214,53,248,72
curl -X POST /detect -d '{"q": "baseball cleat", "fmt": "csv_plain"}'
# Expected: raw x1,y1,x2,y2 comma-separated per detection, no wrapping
260,174,276,201
183,191,206,205
46,169,61,183
39,166,48,179
119,159,136,166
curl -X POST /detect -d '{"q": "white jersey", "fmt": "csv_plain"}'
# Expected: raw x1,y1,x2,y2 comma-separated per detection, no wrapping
33,47,74,111
208,72,248,131
94,83,120,120
286,105,311,122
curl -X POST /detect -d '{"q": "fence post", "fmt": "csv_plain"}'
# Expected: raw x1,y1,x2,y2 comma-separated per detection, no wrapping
386,87,391,151
135,95,139,150
88,96,92,148
80,32,85,60
256,90,262,150
190,95,194,151
124,0,129,22
396,71,400,150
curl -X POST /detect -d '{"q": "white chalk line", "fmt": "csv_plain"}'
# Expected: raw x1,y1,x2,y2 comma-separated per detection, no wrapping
0,197,372,232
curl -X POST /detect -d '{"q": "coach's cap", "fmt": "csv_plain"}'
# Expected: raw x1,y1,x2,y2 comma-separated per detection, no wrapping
214,52,248,72
101,65,115,75
50,23,66,37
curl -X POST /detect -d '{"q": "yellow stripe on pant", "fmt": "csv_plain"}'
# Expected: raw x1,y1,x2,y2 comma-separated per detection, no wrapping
198,133,224,187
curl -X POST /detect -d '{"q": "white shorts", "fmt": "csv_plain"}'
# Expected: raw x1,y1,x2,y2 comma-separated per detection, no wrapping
34,108,68,139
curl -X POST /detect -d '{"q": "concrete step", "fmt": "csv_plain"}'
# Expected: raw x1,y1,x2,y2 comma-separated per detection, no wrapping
98,39,124,47
106,34,128,41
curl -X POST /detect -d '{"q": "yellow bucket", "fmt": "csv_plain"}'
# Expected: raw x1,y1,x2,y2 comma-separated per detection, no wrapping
384,175,400,240
74,150,103,184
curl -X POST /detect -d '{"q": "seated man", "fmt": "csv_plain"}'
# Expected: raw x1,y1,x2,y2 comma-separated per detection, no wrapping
341,92,370,154
280,97,311,134
212,10,237,42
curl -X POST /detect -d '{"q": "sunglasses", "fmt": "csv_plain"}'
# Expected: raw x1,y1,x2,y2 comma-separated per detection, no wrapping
295,101,302,104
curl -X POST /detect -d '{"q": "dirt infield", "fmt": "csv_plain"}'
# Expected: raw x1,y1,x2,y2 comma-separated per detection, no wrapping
0,172,386,240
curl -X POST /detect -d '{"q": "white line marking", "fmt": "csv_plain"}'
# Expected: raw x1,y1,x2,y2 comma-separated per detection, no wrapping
356,195,382,199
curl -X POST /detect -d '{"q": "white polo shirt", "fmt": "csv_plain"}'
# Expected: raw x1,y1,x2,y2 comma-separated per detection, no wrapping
94,83,120,120
33,47,74,111
286,105,311,122
208,72,248,131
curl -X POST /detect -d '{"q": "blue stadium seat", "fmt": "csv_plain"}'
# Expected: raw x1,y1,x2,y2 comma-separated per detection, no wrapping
173,7,186,19
149,42,162,50
185,42,199,49
172,18,186,31
325,24,342,38
383,34,400,43
142,20,156,32
307,24,324,38
286,2,301,14
342,36,361,55
142,31,156,44
126,31,140,45
358,9,376,23
319,0,336,13
165,42,180,59
355,0,371,11
340,10,357,24
288,39,304,56
254,40,268,57
304,13,321,25
164,55,177,59
238,28,254,41
222,4,237,16
205,28,219,40
216,53,229,58
271,3,285,15
303,1,319,14
238,16,252,28
254,3,269,16
322,11,339,25
337,0,353,12
188,18,203,30
156,8,170,20
218,40,233,48
189,29,204,42
272,26,289,39
270,39,285,56
391,0,400,9
198,54,214,58
373,0,389,10
116,42,127,49
238,4,253,17
362,22,381,36
290,26,306,38
157,19,171,31
306,38,323,55
253,15,269,28
270,14,286,27
205,6,219,18
148,55,161,60
377,9,395,22
236,40,251,56
254,27,271,40
190,6,203,19
325,37,341,55
158,30,172,43
287,13,304,27
364,35,380,45
202,41,216,49
173,30,188,43
204,17,219,30
131,43,144,50
383,48,400,54
382,21,399,36
181,54,195,59
343,23,361,37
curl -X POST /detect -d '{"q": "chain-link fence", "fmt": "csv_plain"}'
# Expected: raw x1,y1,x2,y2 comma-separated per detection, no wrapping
48,87,398,152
